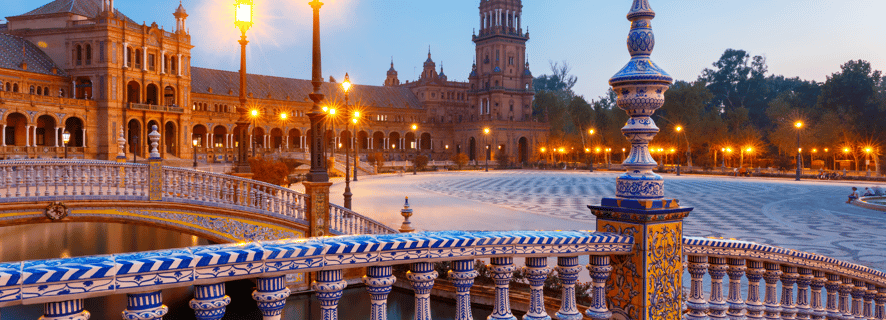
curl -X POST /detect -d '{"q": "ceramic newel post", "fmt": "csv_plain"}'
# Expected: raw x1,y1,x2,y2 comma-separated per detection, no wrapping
148,125,163,201
588,1,693,319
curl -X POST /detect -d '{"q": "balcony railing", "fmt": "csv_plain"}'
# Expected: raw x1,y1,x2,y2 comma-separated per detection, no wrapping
128,103,184,113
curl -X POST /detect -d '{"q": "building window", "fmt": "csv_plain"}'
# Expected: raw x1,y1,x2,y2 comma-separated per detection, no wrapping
76,45,82,66
30,86,35,95
85,44,92,65
148,54,156,71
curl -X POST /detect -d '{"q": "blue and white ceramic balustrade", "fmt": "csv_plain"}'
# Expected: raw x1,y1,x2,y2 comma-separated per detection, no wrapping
0,230,634,320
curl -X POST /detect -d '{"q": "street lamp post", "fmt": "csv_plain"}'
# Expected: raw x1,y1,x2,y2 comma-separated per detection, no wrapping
342,74,353,209
412,124,418,175
588,129,596,172
675,126,692,167
352,114,359,182
250,109,259,158
192,139,199,168
62,131,71,159
233,0,254,174
483,127,490,172
795,121,803,181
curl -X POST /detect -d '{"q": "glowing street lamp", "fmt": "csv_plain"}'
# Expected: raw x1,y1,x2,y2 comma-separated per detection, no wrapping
411,124,418,175
62,131,71,159
795,121,804,181
249,109,259,157
342,73,355,207
483,127,491,172
233,0,254,173
192,138,199,168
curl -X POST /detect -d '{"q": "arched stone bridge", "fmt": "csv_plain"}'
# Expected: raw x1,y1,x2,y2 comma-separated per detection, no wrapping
0,160,395,243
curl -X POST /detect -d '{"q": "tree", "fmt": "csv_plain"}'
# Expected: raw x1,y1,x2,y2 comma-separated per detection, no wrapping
701,49,770,127
818,60,883,133
450,153,469,170
248,157,290,186
414,155,429,171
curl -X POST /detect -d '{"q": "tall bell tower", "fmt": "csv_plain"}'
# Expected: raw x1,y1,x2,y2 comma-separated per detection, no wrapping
470,0,533,122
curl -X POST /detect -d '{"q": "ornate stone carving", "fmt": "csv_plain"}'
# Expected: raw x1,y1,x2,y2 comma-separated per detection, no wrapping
45,202,69,221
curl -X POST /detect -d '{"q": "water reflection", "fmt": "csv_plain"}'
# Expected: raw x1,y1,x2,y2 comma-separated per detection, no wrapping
0,222,210,320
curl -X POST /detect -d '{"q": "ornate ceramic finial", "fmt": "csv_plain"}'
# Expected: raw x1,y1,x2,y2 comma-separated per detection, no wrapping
398,197,414,233
609,0,673,200
148,125,161,159
117,126,126,158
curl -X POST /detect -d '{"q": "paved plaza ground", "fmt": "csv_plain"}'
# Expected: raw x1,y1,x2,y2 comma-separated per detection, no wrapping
327,170,886,272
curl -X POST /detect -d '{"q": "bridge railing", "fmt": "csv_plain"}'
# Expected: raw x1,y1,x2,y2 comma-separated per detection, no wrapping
682,236,886,319
329,203,397,235
161,166,306,220
0,160,151,202
0,230,634,320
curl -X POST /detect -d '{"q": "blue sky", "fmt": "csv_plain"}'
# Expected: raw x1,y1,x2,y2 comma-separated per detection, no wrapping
3,0,885,100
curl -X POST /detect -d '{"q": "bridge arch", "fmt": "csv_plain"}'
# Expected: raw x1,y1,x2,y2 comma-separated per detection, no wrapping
4,112,28,146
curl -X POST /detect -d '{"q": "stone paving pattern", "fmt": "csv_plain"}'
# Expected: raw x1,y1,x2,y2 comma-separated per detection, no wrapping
327,170,886,272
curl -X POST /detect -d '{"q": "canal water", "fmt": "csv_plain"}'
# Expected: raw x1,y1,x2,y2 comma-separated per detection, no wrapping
0,223,509,319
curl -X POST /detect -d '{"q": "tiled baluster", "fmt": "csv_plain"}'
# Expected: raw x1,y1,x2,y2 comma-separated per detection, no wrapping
122,290,168,320
810,270,827,320
686,255,710,320
826,273,842,319
252,276,291,320
79,166,86,195
520,257,552,320
34,165,42,196
585,255,612,320
865,284,876,320
363,266,397,320
781,266,799,319
841,277,855,320
555,256,583,320
15,168,21,197
763,262,783,320
97,166,105,196
852,280,866,320
40,299,90,320
25,165,31,197
796,268,813,320
449,259,479,320
875,287,886,320
407,262,439,320
88,166,95,195
313,270,348,320
190,283,231,320
488,257,518,320
727,258,747,320
710,257,730,319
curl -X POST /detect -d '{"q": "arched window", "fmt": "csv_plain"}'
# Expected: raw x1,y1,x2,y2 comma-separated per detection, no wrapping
76,45,83,65
44,87,50,96
126,47,133,67
13,83,18,92
59,89,65,97
29,86,35,95
36,87,42,95
0,81,4,91
85,44,92,65
135,49,142,68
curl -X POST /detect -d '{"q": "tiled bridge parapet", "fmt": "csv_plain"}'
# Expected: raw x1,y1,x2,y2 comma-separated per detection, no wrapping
0,160,396,242
0,231,634,319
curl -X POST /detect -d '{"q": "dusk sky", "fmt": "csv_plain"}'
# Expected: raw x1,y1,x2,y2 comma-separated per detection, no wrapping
3,0,885,100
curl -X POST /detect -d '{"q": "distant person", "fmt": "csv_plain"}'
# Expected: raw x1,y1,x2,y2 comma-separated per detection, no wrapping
847,187,859,203
863,187,875,197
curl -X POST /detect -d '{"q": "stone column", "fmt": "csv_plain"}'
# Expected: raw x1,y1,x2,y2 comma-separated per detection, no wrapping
54,127,59,147
449,259,479,320
190,283,231,320
363,266,397,320
42,299,90,320
252,276,290,320
1,124,5,146
123,42,128,66
142,46,147,71
26,125,31,146
123,291,168,320
177,54,182,76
